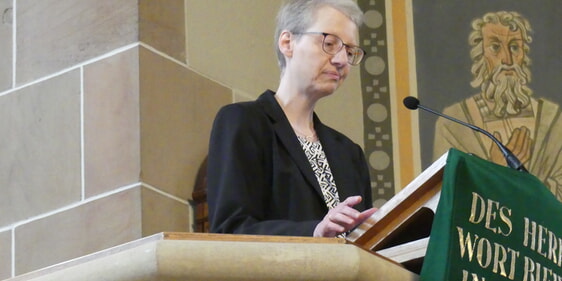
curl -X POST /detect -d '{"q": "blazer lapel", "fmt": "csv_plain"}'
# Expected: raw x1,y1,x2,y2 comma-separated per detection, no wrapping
257,91,325,198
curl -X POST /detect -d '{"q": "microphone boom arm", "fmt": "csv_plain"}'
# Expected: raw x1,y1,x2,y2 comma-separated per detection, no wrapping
416,104,528,173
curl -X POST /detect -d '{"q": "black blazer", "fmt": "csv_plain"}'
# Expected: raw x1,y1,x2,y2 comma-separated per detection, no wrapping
207,90,373,236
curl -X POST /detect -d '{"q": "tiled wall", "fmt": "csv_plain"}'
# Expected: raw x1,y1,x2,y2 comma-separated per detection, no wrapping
16,0,139,85
139,47,231,200
0,0,230,279
0,231,10,278
83,48,141,197
0,0,12,93
14,188,143,274
1,69,82,227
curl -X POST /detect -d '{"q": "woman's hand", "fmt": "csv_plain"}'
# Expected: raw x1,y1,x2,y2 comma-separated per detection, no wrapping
313,196,377,237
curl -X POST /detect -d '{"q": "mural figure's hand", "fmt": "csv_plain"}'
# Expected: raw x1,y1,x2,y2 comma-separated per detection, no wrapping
489,127,532,166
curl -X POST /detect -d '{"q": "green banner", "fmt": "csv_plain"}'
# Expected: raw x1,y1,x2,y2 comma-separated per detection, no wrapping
420,148,562,281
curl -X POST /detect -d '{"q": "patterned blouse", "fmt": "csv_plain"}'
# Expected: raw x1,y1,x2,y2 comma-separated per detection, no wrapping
296,136,340,209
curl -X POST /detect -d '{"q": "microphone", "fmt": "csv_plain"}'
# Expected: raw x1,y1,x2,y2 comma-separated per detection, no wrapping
403,96,528,173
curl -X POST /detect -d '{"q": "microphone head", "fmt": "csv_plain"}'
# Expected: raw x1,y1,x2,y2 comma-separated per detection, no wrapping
403,96,420,110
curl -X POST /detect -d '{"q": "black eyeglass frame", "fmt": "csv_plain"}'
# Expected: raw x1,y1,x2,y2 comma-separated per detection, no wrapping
294,31,366,65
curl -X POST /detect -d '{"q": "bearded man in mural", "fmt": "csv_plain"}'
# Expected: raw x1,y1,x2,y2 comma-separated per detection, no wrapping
433,11,562,200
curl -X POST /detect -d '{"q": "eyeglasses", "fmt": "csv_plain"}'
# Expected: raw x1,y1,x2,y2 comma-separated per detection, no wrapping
295,32,365,65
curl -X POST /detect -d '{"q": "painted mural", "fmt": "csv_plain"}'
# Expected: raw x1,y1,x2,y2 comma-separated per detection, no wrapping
413,1,562,200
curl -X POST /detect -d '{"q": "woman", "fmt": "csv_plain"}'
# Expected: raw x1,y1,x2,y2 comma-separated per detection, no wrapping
207,0,376,237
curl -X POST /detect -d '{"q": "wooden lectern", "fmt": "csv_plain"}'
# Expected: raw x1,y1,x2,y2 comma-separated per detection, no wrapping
7,232,419,281
346,152,448,273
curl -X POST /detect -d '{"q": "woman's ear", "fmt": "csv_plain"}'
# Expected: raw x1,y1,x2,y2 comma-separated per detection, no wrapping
278,30,294,58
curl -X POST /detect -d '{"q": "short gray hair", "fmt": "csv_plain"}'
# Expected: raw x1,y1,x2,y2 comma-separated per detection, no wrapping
274,0,364,72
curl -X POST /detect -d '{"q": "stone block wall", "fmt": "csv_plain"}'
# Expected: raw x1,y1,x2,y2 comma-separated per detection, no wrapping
0,0,231,278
